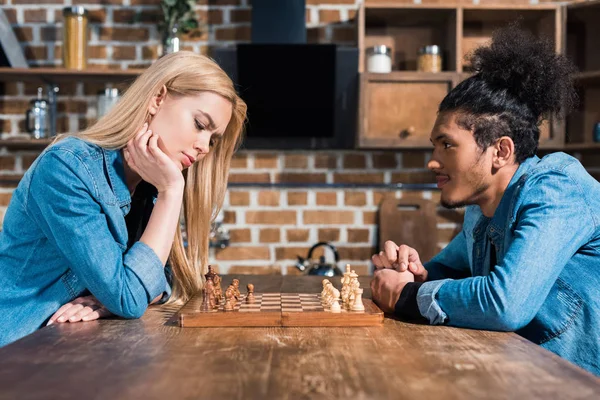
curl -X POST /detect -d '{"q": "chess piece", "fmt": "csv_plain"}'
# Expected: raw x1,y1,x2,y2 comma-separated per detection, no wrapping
330,287,341,313
232,279,241,300
224,286,235,311
213,274,223,305
205,279,216,309
323,282,334,305
320,279,330,299
351,288,365,311
246,283,255,304
205,265,216,283
199,288,211,312
341,267,351,307
346,271,360,310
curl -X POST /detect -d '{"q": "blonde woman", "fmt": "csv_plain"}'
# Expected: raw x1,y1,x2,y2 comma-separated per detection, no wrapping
0,51,246,347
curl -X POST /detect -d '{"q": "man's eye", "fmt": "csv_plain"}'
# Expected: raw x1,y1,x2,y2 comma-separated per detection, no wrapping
443,142,451,149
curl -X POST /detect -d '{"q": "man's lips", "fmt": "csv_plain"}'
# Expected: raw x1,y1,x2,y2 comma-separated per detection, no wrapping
436,175,450,188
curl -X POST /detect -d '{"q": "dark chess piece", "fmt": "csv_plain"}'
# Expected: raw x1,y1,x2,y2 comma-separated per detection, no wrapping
204,265,216,283
199,288,211,312
246,283,255,304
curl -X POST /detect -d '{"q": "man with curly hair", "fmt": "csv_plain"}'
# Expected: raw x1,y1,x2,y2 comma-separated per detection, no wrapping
371,26,600,376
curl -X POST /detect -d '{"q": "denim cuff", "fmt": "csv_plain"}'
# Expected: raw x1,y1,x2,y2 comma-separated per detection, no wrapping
417,279,451,325
126,241,168,303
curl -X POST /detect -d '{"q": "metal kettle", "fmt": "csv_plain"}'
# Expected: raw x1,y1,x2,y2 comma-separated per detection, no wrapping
295,242,342,276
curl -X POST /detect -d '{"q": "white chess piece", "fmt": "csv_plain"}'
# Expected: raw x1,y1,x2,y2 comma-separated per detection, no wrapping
351,288,365,311
320,279,330,299
330,287,341,313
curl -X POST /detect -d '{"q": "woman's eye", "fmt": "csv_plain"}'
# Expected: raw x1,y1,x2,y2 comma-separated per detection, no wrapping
195,120,205,131
209,138,215,147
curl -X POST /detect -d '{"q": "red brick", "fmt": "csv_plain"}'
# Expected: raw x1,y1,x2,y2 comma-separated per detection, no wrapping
228,228,250,243
215,246,270,260
129,0,160,4
215,26,251,41
87,9,107,23
230,9,251,23
303,211,354,224
318,228,340,242
57,101,87,113
14,27,34,42
113,46,136,60
372,153,398,169
287,192,307,206
343,154,366,169
257,191,280,206
316,192,337,206
88,45,107,59
0,193,12,206
284,154,308,169
0,119,12,132
113,10,136,23
254,154,278,168
13,0,62,4
231,153,248,168
348,229,369,243
315,154,337,169
391,171,436,184
345,192,366,206
229,191,250,206
228,173,270,183
0,156,16,170
275,246,325,261
223,210,236,223
319,9,341,23
228,265,281,275
24,9,47,22
402,152,426,168
3,9,17,23
259,228,280,243
333,173,384,184
246,211,296,224
286,229,309,242
363,211,377,224
276,173,326,184
99,27,149,41
0,100,28,114
338,246,376,261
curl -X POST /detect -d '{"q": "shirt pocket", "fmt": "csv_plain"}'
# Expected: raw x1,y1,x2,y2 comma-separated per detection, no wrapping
516,277,583,344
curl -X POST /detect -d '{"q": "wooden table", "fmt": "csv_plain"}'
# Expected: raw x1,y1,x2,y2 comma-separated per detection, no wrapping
1,275,599,399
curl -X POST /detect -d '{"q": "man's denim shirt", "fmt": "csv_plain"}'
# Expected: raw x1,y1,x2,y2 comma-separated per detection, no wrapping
0,137,170,347
417,153,600,375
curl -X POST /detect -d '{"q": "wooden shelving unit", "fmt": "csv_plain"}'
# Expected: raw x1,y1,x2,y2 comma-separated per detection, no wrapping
0,67,143,83
0,138,53,150
356,1,600,151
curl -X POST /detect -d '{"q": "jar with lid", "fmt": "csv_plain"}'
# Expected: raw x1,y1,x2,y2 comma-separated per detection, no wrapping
417,45,442,73
97,88,121,119
25,87,50,139
367,45,392,73
63,6,88,70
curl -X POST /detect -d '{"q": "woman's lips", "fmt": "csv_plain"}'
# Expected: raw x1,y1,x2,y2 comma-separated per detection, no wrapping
436,175,450,188
182,154,193,168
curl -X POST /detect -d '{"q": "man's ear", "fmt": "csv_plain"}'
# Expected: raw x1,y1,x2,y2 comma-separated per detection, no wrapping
494,136,516,168
148,85,168,116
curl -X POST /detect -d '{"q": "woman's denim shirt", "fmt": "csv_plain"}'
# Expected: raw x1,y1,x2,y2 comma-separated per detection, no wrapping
418,153,600,375
0,137,170,347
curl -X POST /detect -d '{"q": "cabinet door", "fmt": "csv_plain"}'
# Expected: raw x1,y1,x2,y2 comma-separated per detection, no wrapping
358,72,453,148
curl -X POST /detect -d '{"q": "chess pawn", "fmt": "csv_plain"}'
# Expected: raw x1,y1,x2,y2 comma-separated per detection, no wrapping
199,288,211,312
351,288,365,311
224,287,235,311
330,287,341,312
246,283,255,304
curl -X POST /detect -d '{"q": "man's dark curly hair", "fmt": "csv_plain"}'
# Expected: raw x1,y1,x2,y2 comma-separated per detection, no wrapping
439,25,578,163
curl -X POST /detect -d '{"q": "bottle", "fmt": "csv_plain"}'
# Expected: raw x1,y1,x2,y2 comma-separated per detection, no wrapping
62,6,88,70
25,87,50,139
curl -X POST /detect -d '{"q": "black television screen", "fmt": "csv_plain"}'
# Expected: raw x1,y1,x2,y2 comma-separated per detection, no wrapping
236,44,337,139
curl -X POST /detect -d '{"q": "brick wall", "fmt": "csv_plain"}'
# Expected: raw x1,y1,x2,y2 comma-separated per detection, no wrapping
0,0,597,275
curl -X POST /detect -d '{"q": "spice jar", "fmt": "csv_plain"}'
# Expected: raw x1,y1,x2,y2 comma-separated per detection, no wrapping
62,6,88,70
417,45,442,73
367,45,392,73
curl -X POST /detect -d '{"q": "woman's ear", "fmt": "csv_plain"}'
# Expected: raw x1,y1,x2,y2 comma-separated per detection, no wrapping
148,85,168,116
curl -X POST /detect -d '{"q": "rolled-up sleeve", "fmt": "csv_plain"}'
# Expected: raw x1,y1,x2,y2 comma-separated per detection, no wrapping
27,149,167,319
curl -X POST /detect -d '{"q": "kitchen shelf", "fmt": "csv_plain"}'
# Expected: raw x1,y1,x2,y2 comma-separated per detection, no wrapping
0,67,144,83
0,138,53,150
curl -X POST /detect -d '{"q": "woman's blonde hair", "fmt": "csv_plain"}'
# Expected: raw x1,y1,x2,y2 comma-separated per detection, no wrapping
54,51,246,304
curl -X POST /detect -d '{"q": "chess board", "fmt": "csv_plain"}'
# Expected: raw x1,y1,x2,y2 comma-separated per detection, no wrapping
175,292,384,327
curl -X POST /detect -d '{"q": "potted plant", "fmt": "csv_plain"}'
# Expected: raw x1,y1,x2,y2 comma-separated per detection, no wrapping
158,0,202,56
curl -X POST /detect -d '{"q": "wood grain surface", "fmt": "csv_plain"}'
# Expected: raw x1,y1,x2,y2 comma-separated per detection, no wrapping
0,275,598,400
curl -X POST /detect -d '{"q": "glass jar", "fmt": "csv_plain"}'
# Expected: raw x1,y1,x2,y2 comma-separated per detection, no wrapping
417,45,442,73
25,87,50,139
367,45,392,73
62,6,88,70
97,88,120,119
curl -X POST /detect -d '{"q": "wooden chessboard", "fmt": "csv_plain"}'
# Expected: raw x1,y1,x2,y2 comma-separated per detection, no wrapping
175,292,384,327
